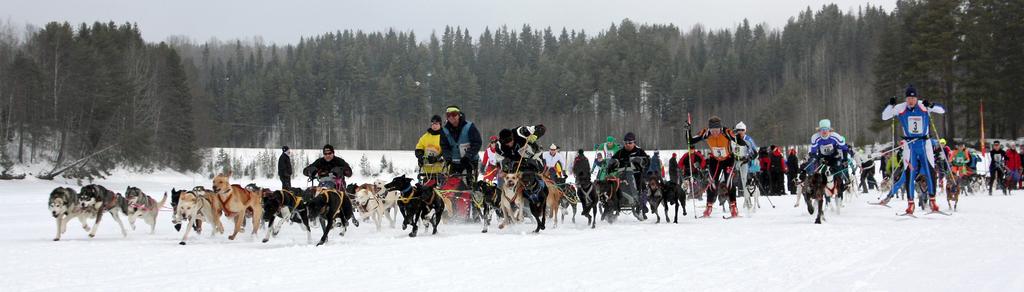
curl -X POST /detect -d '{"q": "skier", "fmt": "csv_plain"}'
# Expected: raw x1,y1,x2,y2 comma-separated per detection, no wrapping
806,119,851,200
733,122,759,212
441,105,483,179
679,148,706,178
950,144,973,178
881,85,946,214
689,116,746,218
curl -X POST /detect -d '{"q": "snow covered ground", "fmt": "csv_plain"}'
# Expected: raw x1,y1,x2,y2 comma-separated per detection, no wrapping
2,148,1023,292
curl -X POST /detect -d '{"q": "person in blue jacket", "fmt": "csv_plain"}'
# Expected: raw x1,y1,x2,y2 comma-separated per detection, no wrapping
880,85,946,214
441,105,483,179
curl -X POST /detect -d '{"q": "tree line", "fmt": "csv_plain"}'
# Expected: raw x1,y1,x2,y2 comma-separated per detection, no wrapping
0,1,1020,179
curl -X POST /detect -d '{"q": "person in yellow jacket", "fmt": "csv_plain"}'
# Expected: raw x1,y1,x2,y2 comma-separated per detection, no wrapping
416,115,446,176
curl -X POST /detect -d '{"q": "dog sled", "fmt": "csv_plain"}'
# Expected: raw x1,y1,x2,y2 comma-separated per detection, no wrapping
418,166,480,223
594,157,650,223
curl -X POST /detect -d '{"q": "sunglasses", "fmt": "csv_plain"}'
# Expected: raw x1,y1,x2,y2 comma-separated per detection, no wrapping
323,152,334,155
625,141,635,145
446,112,459,117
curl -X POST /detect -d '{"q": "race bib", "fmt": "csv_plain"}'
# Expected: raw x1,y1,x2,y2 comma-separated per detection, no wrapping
711,147,728,158
908,116,924,135
820,144,835,155
733,145,747,158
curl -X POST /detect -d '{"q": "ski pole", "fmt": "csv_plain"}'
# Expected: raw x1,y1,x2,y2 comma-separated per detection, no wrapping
686,113,698,218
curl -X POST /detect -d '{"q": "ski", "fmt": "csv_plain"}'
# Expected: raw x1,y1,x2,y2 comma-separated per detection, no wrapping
924,210,952,216
722,215,741,220
868,201,892,208
896,212,917,218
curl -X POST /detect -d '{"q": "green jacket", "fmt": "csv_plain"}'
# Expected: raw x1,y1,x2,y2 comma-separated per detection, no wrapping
593,142,622,180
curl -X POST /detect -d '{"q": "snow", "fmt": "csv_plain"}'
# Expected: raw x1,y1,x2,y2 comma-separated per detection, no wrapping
2,148,1023,292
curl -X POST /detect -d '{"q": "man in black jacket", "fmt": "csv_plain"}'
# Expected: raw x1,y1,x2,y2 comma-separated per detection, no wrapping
610,132,650,218
573,149,591,183
668,153,679,184
303,144,353,190
278,146,293,189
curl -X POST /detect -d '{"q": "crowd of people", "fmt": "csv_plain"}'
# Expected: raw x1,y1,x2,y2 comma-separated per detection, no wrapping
271,85,1022,219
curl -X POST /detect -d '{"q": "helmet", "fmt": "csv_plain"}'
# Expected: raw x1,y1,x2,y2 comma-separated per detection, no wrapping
735,122,747,131
939,138,947,146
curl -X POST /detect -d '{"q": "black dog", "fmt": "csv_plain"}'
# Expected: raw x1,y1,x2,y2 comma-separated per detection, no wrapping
647,178,687,223
303,187,354,246
384,175,444,237
472,180,501,233
594,179,623,224
78,184,129,238
575,179,599,229
261,187,310,243
520,171,548,233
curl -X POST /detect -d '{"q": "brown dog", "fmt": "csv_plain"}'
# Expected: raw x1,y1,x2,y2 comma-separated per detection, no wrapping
212,172,263,240
540,174,565,228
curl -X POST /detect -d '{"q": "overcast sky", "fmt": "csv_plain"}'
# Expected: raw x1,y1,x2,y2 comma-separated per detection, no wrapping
5,0,895,44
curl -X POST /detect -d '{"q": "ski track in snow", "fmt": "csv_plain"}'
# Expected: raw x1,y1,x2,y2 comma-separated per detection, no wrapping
2,173,1023,292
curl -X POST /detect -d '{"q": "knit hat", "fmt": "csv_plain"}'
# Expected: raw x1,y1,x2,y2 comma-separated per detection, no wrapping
708,116,722,128
735,121,747,131
818,119,832,130
489,135,498,142
606,136,615,143
905,85,917,98
624,132,637,142
499,129,513,143
282,146,289,152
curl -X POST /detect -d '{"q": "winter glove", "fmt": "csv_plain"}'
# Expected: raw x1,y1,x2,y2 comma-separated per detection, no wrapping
923,99,933,108
526,134,538,143
889,96,897,106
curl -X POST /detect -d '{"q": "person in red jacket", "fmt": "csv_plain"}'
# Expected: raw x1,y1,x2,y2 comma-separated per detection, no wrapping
1019,145,1024,189
1007,145,1021,190
768,145,788,195
679,149,706,177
